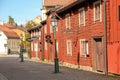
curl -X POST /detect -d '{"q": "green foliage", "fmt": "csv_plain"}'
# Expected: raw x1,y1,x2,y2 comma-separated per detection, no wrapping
25,32,30,48
27,48,31,58
9,16,15,23
25,21,37,29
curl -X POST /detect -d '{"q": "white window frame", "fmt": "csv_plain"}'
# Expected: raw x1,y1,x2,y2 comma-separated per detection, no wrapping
39,31,41,40
31,43,33,51
44,25,47,34
80,39,89,57
65,13,70,29
66,40,72,56
50,24,53,33
45,42,47,50
34,43,38,52
79,7,85,26
93,1,102,22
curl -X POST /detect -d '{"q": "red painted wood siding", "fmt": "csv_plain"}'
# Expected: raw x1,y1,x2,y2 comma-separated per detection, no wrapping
107,0,120,74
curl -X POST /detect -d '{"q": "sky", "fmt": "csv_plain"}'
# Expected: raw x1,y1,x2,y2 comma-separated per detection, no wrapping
0,0,42,25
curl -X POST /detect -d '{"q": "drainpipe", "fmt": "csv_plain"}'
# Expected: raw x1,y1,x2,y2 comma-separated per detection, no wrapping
103,0,108,75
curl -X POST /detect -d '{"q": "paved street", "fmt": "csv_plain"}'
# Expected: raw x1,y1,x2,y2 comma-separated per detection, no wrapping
0,55,120,80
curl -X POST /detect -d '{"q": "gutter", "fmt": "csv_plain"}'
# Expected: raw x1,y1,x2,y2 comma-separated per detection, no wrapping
103,0,108,75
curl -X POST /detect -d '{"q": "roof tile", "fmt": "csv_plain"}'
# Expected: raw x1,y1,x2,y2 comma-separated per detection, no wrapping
0,26,19,39
44,0,71,6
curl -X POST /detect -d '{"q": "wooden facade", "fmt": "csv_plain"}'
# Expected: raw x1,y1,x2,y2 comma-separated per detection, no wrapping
28,0,120,75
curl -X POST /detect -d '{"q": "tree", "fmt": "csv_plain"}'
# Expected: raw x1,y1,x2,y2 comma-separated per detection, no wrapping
25,21,37,29
8,16,15,23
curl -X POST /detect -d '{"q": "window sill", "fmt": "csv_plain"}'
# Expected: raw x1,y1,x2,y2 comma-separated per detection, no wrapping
80,54,89,57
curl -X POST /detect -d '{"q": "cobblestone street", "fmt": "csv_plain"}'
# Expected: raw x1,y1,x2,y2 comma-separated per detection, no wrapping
0,55,120,80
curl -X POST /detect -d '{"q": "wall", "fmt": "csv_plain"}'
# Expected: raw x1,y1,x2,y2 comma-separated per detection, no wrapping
7,39,20,54
0,31,8,54
107,0,120,74
58,1,104,69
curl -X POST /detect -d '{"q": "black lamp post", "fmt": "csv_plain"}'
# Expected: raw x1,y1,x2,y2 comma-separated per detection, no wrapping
51,16,59,73
20,35,24,62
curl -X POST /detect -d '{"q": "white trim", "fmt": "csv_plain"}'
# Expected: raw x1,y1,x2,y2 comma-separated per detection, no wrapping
79,7,85,26
65,13,71,29
93,1,102,22
80,39,89,57
66,40,72,56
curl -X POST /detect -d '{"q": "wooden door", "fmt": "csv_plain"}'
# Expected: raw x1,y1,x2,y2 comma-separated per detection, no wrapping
93,38,105,72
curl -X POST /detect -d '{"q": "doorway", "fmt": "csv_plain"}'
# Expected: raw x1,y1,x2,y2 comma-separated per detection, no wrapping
92,37,105,72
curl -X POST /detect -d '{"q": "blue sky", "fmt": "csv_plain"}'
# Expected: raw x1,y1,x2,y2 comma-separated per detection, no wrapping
0,0,42,25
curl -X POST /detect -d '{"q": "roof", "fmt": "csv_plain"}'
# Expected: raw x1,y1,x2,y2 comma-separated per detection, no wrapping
57,0,85,14
27,24,42,32
43,0,71,6
0,26,19,39
8,26,27,32
46,0,85,15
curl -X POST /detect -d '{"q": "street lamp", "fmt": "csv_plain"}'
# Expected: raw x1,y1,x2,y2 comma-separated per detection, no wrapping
51,16,59,73
20,34,24,62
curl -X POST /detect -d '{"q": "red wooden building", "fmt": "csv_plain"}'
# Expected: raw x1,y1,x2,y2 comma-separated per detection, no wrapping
46,0,106,72
28,0,120,75
107,0,120,74
28,24,44,60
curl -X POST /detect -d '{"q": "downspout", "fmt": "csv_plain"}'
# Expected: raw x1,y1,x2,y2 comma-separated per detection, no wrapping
103,0,108,75
41,25,45,61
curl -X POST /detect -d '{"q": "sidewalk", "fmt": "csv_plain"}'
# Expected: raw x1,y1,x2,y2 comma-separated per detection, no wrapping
28,58,120,79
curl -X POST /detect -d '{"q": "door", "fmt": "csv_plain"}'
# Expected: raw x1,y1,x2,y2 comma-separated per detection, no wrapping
34,43,38,58
93,37,105,72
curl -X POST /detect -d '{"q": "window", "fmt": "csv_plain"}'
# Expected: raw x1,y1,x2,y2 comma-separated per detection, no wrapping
44,25,47,34
79,8,85,26
66,40,72,56
31,43,33,51
34,43,38,52
80,39,88,57
93,1,102,22
45,42,47,50
119,5,120,21
50,25,53,33
39,31,41,40
65,14,70,29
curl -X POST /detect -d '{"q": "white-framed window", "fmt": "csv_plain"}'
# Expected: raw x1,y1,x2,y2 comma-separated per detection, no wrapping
39,31,41,40
44,25,47,34
93,1,102,22
65,13,70,29
31,43,33,51
66,40,72,56
34,43,38,52
79,8,85,26
31,32,33,37
50,24,53,33
45,42,47,50
80,39,88,57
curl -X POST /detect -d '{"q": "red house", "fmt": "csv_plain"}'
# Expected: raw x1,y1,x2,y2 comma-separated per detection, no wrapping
107,0,120,74
28,0,120,75
28,24,44,60
45,0,120,74
46,0,105,72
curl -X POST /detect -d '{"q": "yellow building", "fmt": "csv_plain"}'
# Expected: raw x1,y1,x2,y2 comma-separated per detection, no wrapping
32,16,42,25
9,26,26,41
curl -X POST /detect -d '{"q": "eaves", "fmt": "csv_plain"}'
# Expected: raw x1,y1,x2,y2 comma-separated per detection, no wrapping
27,24,42,32
57,0,86,14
